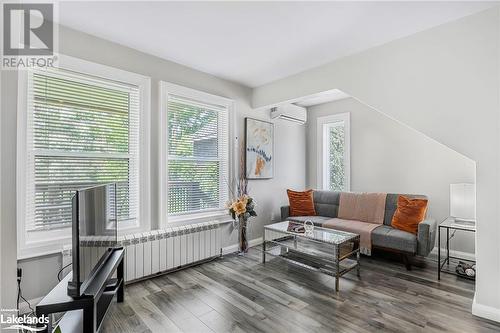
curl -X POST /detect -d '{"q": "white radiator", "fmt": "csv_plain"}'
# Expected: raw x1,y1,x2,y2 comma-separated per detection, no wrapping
60,221,222,283
119,221,222,282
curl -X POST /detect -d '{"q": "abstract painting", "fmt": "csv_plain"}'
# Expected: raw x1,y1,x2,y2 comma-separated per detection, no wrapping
245,118,274,179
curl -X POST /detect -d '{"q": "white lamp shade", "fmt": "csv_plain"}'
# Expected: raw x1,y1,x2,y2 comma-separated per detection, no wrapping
450,183,476,221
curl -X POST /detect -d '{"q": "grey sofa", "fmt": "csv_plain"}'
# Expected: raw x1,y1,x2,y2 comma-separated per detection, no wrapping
281,190,437,269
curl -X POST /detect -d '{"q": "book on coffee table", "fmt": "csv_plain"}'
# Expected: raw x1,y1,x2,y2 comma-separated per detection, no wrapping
287,222,305,233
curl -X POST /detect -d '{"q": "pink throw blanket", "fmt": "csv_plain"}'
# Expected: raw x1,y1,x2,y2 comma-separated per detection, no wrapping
338,192,387,224
325,192,388,255
323,218,380,255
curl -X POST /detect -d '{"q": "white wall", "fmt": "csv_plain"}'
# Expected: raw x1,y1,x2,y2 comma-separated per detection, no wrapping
0,68,2,310
307,98,476,254
1,69,19,309
253,7,500,320
4,23,306,301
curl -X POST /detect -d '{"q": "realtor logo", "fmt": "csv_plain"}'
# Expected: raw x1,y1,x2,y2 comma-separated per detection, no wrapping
3,3,53,55
2,2,58,69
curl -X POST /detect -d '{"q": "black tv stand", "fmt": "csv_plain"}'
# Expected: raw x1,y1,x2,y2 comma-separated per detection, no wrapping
36,248,124,333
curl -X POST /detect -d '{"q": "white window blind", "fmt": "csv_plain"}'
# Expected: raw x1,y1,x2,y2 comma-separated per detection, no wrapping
167,95,229,215
26,69,139,230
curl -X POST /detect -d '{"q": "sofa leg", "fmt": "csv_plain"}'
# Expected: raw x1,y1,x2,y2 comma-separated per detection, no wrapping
401,254,412,271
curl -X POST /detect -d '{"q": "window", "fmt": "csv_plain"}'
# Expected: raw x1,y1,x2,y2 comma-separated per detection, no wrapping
317,113,350,191
160,82,232,224
17,55,150,258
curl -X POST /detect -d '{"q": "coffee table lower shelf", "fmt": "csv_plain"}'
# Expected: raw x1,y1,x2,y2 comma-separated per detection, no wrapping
262,240,359,292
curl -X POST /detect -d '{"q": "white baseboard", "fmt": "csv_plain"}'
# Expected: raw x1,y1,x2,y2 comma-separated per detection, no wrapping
430,248,475,261
472,295,500,323
222,237,263,255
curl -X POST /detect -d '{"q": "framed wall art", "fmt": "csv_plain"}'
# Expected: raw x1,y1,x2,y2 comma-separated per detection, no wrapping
245,118,274,179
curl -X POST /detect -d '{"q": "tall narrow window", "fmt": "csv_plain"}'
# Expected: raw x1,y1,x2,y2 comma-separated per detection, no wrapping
161,82,231,221
318,113,350,191
18,57,150,258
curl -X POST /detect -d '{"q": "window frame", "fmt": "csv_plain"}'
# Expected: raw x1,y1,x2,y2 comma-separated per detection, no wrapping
17,54,151,259
159,81,235,227
316,112,351,192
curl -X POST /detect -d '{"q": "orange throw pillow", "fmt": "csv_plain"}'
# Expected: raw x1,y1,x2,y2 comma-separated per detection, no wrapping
287,189,316,217
391,195,428,234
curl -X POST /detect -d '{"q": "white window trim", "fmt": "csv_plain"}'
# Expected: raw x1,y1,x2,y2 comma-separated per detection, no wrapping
316,112,351,192
17,54,151,259
159,81,235,228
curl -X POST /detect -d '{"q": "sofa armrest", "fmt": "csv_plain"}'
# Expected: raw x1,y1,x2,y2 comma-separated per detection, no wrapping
417,218,437,256
281,206,290,221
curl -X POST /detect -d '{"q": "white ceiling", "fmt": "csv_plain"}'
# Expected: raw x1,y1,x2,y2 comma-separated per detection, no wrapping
58,1,497,88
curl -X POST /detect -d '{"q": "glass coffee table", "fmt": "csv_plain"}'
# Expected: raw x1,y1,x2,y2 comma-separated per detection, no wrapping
263,221,361,292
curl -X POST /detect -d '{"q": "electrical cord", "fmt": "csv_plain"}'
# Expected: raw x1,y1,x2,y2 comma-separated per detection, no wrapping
17,277,34,315
57,263,72,282
16,281,20,315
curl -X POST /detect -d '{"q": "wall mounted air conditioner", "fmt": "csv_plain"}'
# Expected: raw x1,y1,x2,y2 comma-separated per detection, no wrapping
270,104,307,124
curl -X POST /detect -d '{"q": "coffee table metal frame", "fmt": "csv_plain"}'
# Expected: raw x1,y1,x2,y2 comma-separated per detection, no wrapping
262,221,361,292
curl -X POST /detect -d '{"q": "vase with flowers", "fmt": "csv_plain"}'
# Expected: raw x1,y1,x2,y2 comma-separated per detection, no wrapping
227,187,257,254
227,148,257,254
228,195,256,254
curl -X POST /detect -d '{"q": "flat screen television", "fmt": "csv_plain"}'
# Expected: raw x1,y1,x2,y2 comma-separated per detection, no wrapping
67,184,118,298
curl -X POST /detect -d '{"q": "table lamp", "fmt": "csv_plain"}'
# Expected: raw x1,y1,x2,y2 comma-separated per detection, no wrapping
450,183,476,223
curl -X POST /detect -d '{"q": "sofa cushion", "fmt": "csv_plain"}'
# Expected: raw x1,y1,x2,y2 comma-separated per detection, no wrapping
287,216,330,227
313,191,340,217
391,195,428,234
287,189,317,216
288,216,419,255
372,225,417,254
384,193,428,226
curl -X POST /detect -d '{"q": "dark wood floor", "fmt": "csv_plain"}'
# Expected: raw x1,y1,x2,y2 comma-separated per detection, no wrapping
102,247,500,333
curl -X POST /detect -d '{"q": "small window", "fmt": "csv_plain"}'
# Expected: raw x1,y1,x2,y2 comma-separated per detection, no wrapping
318,113,350,191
